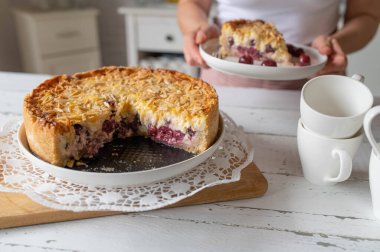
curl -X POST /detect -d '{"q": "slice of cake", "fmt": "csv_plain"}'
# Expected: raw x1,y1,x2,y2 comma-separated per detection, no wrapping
23,66,219,167
218,19,311,67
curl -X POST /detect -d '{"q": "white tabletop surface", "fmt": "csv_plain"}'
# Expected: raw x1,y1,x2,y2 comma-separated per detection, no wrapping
0,71,379,252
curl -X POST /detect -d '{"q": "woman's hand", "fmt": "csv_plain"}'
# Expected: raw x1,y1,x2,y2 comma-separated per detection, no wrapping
311,35,347,75
183,24,220,68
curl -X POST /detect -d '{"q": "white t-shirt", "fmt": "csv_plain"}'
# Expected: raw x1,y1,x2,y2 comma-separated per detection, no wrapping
216,0,341,44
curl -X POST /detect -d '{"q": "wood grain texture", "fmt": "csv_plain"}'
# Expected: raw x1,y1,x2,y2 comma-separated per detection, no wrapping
0,162,267,229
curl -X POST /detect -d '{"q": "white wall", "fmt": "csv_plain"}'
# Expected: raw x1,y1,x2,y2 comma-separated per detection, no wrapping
347,28,380,96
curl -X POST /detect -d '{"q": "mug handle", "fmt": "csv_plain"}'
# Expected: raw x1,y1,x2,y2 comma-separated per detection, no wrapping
324,149,352,183
364,106,380,157
351,74,365,83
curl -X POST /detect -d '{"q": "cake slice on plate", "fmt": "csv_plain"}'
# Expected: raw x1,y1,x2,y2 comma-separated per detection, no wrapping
218,19,310,67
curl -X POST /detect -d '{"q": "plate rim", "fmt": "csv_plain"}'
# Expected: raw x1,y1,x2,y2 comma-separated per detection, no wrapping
17,114,226,186
199,38,328,80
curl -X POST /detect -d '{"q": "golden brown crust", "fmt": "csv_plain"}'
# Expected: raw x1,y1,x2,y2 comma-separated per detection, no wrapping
23,103,68,166
203,103,219,150
23,66,219,167
25,66,218,126
224,19,265,31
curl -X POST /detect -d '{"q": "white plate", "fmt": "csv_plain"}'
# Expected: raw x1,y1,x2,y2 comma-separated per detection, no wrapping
17,116,225,187
199,38,328,81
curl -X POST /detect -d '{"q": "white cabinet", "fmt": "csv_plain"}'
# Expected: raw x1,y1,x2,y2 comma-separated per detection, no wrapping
14,8,102,75
118,4,198,77
41,51,101,75
136,16,184,52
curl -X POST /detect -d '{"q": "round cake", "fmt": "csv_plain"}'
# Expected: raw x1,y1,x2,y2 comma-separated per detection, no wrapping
23,66,219,167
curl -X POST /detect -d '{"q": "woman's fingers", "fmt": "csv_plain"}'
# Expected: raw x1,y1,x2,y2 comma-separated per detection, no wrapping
331,38,344,55
314,37,347,76
183,31,208,67
195,25,219,44
330,38,347,68
312,35,333,56
184,25,220,68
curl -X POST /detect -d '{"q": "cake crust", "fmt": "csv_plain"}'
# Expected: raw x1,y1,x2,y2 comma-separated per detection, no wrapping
23,66,219,167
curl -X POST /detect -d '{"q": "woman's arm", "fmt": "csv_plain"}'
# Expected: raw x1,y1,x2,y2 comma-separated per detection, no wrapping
334,0,380,54
177,0,219,67
312,0,379,75
177,0,213,34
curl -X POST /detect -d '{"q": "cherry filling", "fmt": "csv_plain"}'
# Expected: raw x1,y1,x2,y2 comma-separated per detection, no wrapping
238,55,253,64
102,119,116,134
187,128,196,139
117,114,141,138
106,99,115,108
235,43,276,65
70,114,194,161
86,138,105,157
71,115,142,158
69,110,198,163
233,42,311,67
237,46,258,56
265,44,275,53
287,44,311,66
72,122,114,158
299,53,311,66
287,44,303,57
148,124,189,145
261,59,277,67
236,46,261,64
227,36,234,47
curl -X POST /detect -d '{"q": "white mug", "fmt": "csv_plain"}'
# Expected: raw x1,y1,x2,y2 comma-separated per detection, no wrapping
363,106,380,218
368,150,380,219
300,74,373,139
297,119,363,185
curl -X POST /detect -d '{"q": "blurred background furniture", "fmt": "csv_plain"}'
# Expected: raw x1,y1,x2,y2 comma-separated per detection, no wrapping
13,8,102,75
119,3,199,77
0,1,378,94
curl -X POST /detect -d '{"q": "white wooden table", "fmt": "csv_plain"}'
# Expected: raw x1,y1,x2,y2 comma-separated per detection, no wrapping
0,71,379,251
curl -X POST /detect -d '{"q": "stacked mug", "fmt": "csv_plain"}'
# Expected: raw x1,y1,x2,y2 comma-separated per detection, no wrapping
297,73,380,218
364,106,380,219
297,74,373,186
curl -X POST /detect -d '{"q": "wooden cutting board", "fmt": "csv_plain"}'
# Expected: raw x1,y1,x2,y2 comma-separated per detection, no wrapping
0,162,267,229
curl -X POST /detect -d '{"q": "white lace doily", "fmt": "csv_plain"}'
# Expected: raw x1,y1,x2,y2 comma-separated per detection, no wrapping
0,113,253,212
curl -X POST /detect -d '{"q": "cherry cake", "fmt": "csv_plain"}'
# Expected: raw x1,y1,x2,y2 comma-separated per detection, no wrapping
23,66,219,167
218,19,311,67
